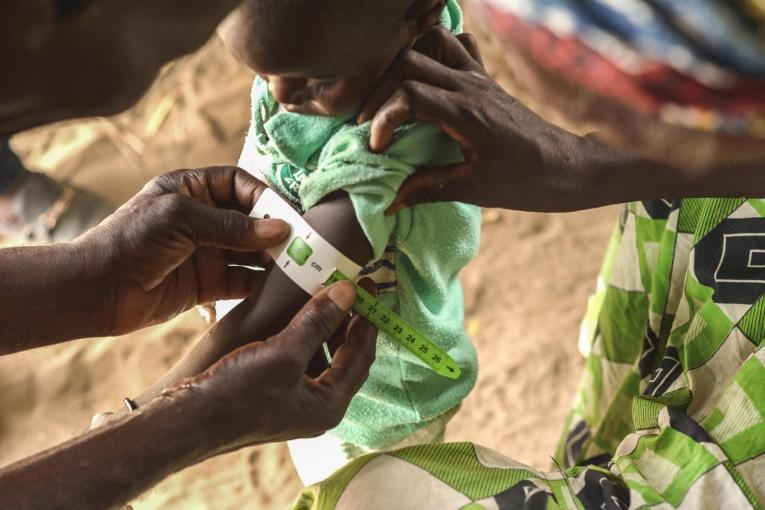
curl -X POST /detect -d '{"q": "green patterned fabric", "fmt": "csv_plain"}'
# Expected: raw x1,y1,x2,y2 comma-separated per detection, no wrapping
296,197,765,509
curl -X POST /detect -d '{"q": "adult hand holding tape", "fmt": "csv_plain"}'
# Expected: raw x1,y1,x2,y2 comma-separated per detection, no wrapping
250,188,461,379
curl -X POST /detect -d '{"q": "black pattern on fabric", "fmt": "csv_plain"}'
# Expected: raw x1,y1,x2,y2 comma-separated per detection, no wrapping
564,420,591,467
579,453,614,469
575,470,630,510
359,259,396,275
642,199,675,220
695,217,765,305
643,346,682,396
639,326,662,378
667,407,715,444
494,480,551,510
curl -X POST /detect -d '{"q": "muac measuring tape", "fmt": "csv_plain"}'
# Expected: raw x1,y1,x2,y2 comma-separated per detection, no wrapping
251,189,461,380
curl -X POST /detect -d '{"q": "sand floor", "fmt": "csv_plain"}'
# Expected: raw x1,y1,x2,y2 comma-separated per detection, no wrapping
1,8,618,509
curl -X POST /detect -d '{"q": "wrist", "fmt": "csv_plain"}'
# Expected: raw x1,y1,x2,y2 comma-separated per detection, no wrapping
531,125,599,211
72,227,119,336
181,368,270,456
140,387,219,464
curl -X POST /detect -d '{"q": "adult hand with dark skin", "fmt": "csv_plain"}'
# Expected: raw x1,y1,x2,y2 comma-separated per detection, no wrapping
358,27,765,214
0,1,380,508
86,165,288,337
0,281,377,510
0,166,290,355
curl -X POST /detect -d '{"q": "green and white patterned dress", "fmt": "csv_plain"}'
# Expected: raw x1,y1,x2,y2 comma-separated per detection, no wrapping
295,198,765,509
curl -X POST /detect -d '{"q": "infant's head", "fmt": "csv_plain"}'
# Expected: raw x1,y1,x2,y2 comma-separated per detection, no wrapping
219,0,448,117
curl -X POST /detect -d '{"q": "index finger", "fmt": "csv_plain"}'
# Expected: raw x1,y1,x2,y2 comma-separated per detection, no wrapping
146,166,270,213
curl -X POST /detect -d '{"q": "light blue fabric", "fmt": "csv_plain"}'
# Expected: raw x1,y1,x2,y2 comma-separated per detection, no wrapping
483,0,765,78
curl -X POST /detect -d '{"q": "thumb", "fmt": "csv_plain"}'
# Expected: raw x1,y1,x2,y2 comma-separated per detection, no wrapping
386,163,472,215
183,199,289,251
274,281,358,366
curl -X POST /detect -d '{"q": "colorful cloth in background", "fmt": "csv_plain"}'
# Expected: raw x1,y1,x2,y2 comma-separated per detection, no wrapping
474,0,765,138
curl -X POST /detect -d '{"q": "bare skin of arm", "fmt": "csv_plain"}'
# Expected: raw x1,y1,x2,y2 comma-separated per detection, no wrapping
358,28,765,214
0,242,109,353
0,281,376,510
134,192,373,406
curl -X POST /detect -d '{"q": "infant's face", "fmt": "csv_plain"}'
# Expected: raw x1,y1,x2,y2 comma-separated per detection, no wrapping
257,59,393,118
219,3,412,117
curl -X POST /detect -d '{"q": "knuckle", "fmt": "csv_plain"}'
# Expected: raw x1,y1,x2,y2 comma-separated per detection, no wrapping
147,172,180,194
459,32,477,45
375,106,397,129
430,25,450,41
399,48,417,68
399,80,419,97
183,170,206,190
223,210,249,236
156,193,188,221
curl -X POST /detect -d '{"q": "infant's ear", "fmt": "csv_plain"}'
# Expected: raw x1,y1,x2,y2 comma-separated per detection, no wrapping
406,0,447,31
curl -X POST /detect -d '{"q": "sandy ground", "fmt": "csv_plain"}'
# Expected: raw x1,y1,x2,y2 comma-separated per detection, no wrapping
1,8,618,509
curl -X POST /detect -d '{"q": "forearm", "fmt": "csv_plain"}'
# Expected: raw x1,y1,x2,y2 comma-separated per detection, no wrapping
0,240,109,355
0,388,220,510
539,129,765,211
134,192,373,406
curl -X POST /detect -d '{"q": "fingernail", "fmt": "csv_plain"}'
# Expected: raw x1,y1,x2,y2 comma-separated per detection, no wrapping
258,219,289,239
328,281,356,310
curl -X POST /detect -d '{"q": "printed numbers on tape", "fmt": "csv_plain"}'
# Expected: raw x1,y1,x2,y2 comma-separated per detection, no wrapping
325,271,461,380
